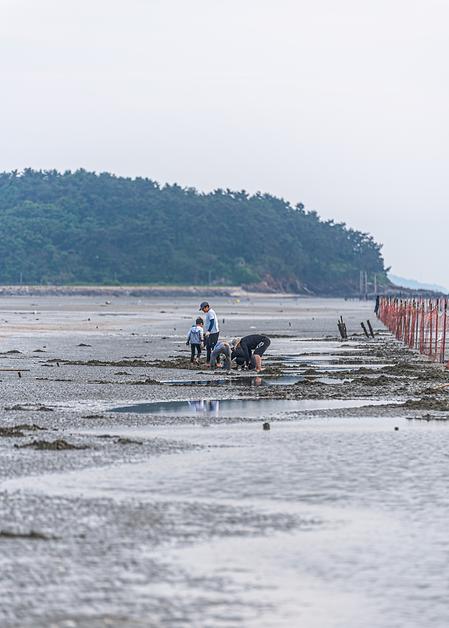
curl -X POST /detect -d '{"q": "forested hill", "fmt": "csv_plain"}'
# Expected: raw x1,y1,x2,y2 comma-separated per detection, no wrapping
0,169,387,294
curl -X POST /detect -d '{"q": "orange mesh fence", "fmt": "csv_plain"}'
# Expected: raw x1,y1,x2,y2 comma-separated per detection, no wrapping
377,297,449,364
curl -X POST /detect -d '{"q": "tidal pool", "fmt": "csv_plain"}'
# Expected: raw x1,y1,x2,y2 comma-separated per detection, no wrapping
163,375,351,387
110,398,389,417
163,375,305,387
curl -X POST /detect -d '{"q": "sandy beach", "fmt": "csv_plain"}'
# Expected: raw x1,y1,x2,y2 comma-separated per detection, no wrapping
1,294,449,627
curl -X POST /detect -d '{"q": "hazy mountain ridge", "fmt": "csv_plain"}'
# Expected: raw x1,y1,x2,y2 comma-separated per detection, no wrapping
388,274,448,295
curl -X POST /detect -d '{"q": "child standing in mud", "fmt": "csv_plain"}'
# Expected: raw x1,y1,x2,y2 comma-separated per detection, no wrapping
186,317,204,364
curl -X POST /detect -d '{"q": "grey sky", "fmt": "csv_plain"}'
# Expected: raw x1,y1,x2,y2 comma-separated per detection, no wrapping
1,0,448,285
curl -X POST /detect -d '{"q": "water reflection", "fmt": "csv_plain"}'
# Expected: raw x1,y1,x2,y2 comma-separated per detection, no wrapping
111,398,391,416
164,375,349,387
164,375,302,387
186,399,220,415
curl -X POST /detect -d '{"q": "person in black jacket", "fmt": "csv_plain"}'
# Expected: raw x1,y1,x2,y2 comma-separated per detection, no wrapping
231,334,271,372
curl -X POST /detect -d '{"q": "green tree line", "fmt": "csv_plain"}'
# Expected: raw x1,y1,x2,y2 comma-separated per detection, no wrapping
0,169,387,293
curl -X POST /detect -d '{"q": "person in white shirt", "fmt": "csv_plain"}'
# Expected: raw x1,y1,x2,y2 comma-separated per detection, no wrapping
199,301,220,364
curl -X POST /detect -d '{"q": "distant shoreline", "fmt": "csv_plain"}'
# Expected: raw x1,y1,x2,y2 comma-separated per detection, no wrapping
0,284,304,298
0,284,245,298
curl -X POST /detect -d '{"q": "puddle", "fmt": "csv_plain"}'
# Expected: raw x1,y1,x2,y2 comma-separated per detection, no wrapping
163,375,304,387
270,340,363,356
110,398,393,417
285,363,393,373
282,356,391,368
282,354,367,363
315,377,353,385
163,376,350,387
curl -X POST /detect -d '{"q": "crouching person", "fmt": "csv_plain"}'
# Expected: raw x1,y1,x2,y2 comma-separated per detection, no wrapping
210,340,232,372
231,335,271,372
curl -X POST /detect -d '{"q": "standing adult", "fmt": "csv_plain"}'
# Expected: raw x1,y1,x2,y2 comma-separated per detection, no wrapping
199,301,220,364
231,334,271,372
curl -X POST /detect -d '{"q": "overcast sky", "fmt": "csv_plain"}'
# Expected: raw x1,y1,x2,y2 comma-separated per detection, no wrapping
1,0,448,286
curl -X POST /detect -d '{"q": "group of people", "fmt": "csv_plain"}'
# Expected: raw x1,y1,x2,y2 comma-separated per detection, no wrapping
186,301,271,373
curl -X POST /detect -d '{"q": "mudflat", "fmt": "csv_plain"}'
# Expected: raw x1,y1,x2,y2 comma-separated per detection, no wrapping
1,294,448,628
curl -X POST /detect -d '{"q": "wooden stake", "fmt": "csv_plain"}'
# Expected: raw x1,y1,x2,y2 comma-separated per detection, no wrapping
361,322,370,338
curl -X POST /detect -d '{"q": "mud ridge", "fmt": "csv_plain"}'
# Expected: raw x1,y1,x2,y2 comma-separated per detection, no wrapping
0,424,46,438
0,530,53,540
16,439,89,451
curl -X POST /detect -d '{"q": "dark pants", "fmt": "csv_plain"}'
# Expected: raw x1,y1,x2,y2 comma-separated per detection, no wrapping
206,332,220,363
253,337,271,356
190,344,202,361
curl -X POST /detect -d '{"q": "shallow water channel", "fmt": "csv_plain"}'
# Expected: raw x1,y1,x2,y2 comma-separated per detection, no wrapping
6,415,449,628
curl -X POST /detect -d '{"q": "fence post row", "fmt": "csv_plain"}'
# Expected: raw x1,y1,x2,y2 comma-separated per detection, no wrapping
377,296,449,366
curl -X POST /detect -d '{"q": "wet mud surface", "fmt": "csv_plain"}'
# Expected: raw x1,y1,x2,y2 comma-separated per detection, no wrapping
0,424,46,438
1,295,449,627
15,438,89,451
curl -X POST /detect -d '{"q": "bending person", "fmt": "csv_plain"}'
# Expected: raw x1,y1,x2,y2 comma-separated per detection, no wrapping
210,340,232,372
231,334,271,372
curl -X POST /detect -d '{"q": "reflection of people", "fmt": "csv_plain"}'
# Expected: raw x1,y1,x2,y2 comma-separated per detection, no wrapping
187,400,220,415
231,334,271,372
199,301,220,364
210,340,232,371
188,400,205,413
206,400,220,415
186,317,204,363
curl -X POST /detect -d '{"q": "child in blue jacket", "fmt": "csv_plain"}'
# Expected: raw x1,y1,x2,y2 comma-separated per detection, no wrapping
186,317,204,363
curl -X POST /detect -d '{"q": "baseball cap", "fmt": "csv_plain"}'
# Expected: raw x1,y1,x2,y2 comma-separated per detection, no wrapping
199,301,209,310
